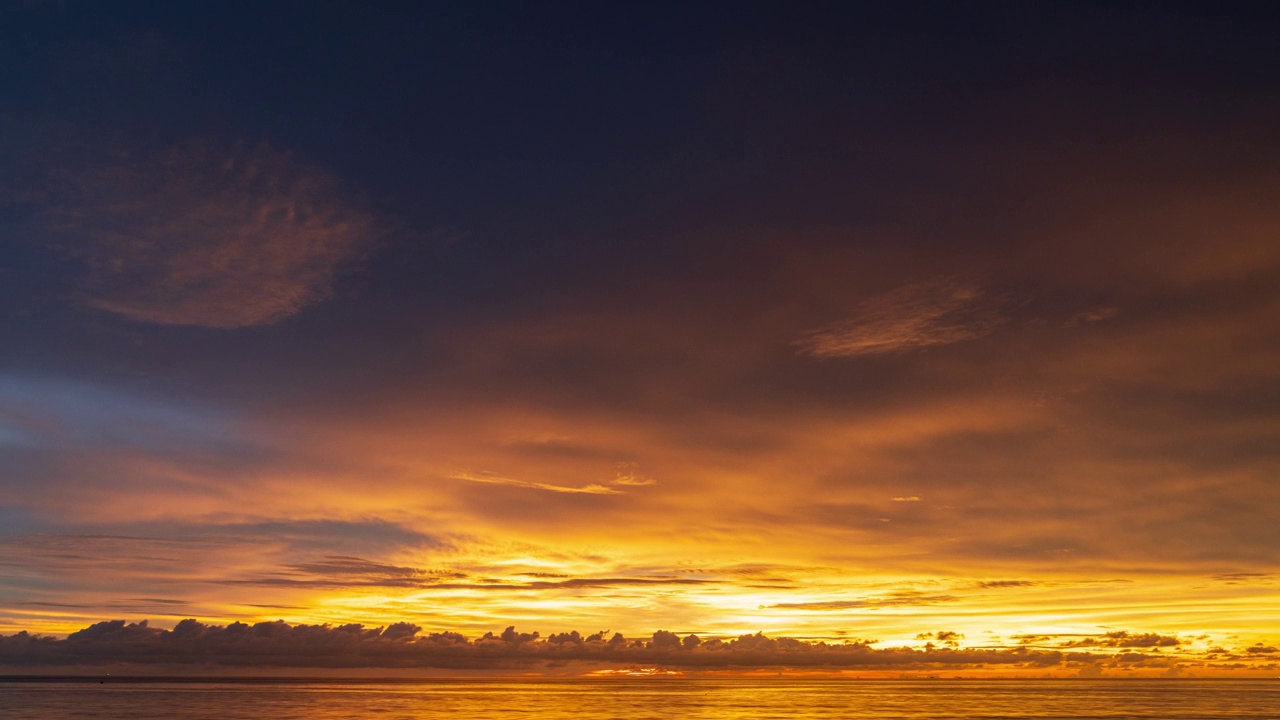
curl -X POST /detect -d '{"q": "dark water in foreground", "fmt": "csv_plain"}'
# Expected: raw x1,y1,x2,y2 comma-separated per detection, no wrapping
1,678,1278,719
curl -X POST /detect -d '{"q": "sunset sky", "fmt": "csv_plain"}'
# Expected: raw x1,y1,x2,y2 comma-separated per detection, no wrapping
2,2,1279,676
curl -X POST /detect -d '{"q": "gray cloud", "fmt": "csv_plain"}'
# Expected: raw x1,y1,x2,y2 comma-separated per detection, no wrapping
796,277,1006,358
286,556,434,579
1059,632,1181,649
6,619,1246,674
0,619,1089,671
976,580,1039,589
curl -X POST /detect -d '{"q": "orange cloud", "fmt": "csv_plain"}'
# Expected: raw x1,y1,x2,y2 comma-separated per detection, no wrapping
450,471,624,495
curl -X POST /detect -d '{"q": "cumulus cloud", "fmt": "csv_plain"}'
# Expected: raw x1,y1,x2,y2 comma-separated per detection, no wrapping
796,277,1006,358
11,618,1255,675
0,620,1089,671
1059,631,1181,649
44,140,373,328
916,631,964,648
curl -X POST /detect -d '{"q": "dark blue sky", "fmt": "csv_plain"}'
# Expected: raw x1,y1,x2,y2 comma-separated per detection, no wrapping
4,1,1278,394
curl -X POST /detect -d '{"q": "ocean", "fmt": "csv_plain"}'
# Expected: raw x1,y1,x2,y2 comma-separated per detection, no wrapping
1,678,1277,719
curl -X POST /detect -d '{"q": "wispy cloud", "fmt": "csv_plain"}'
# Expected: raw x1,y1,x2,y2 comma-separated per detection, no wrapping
765,594,957,611
609,463,657,487
450,468,657,495
1066,306,1120,327
1209,572,1273,584
45,140,374,328
976,580,1039,589
450,472,622,495
796,277,1006,358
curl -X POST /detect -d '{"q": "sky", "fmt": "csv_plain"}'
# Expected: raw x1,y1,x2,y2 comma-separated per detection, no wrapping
1,1,1279,677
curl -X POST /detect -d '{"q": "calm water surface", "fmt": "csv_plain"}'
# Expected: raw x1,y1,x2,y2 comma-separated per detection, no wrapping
2,679,1278,719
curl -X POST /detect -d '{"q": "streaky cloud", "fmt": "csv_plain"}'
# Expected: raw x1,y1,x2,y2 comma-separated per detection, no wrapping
451,471,623,495
1066,306,1120,327
765,594,957,611
976,580,1039,589
796,277,1006,358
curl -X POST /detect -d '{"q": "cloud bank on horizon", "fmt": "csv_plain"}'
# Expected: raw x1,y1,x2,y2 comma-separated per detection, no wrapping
4,618,1271,677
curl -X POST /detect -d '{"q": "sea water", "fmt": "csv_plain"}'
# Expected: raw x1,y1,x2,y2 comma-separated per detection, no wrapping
1,678,1278,719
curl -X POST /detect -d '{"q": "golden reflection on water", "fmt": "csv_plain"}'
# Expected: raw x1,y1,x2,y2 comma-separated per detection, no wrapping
4,679,1279,719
